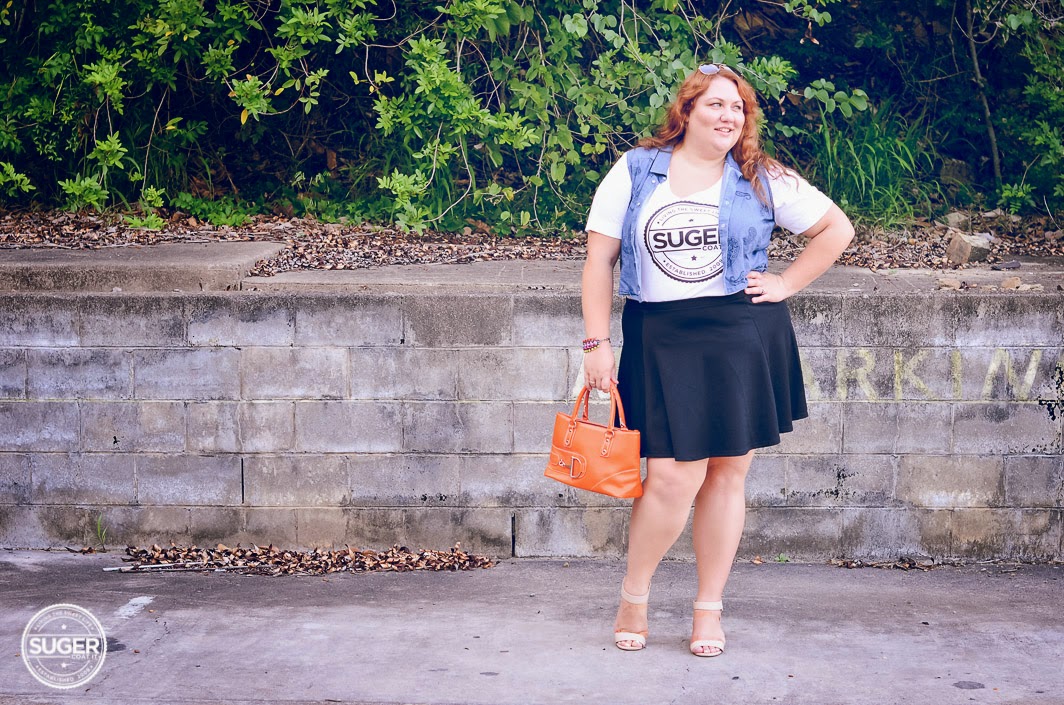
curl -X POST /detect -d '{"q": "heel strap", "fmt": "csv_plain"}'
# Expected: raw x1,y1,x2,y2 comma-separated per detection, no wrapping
693,600,723,611
621,585,650,605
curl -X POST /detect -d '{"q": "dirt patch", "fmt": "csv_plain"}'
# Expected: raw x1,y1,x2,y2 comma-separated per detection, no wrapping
2,209,1061,274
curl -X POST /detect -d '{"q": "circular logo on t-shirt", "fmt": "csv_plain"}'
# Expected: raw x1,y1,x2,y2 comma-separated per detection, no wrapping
643,201,723,283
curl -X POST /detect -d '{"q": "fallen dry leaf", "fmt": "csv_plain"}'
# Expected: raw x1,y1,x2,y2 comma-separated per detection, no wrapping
1001,276,1023,289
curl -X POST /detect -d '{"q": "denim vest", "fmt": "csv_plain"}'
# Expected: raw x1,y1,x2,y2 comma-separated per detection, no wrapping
618,146,775,301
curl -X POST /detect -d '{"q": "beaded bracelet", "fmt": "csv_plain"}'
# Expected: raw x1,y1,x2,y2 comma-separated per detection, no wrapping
582,337,611,353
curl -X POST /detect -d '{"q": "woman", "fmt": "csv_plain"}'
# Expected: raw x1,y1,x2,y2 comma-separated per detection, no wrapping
581,64,854,657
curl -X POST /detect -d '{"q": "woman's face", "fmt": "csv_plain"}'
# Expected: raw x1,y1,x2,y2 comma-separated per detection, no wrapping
684,76,745,157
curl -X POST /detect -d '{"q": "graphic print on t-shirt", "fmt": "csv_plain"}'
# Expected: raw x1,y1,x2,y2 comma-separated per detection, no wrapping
643,200,722,283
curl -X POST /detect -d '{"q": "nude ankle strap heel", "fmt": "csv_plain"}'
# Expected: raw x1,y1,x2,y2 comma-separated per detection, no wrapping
614,584,650,651
690,600,725,657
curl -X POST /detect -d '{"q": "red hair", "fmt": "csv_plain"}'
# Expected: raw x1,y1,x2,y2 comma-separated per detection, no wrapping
638,66,788,206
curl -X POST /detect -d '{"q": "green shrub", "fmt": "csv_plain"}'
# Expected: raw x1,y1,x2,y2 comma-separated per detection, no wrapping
2,0,1058,230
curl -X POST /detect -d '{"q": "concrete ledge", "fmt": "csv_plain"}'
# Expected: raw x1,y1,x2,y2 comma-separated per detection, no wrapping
0,242,286,292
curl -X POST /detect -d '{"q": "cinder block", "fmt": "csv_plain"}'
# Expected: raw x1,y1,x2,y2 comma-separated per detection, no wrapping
79,401,185,452
842,402,952,454
344,507,512,555
794,347,835,403
513,401,569,453
954,347,1062,402
244,454,349,506
460,454,576,508
0,506,49,547
188,506,246,546
79,296,185,347
0,349,25,399
348,454,461,507
295,507,348,548
952,403,1061,454
884,347,956,402
242,347,347,399
513,294,622,347
839,507,952,558
843,294,954,347
951,296,1064,347
514,507,627,557
786,454,896,507
0,401,79,451
186,402,239,453
0,454,32,504
456,348,569,401
402,401,512,453
241,507,298,546
951,508,1062,560
746,454,787,507
738,507,844,560
1003,456,1063,508
0,296,78,346
133,348,240,400
91,506,192,548
832,347,895,402
897,455,1004,508
31,453,135,504
7,506,177,550
294,401,402,452
27,349,132,399
294,294,403,346
788,295,846,346
774,402,841,454
187,296,294,346
349,348,458,400
238,401,295,453
17,505,103,547
187,401,294,453
136,454,242,505
405,294,513,347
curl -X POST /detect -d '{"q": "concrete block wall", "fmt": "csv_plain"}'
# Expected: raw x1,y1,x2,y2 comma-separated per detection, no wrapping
0,291,1062,560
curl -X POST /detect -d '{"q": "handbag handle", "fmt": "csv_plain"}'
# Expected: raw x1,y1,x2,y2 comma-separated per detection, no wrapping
569,384,629,431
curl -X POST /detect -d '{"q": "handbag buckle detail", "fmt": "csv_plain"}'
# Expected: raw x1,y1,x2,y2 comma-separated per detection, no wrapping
563,421,577,447
557,454,585,479
601,429,615,456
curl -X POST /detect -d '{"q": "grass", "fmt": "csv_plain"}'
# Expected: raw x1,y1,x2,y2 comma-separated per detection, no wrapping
799,102,946,232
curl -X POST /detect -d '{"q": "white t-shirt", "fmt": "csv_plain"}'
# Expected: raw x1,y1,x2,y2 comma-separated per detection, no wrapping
585,152,833,302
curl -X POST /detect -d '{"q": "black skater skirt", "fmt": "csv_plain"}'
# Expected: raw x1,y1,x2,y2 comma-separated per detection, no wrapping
616,291,808,461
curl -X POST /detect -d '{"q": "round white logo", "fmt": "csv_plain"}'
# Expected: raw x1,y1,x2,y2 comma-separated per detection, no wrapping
21,603,107,689
643,201,723,283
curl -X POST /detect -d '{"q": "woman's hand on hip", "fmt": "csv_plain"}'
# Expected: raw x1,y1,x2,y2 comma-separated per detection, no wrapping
583,345,616,392
745,270,793,303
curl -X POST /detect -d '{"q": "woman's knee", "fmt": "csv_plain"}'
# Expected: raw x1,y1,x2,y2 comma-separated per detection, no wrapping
701,453,754,493
644,458,707,502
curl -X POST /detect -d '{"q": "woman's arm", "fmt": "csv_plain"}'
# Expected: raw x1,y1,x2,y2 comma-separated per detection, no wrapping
581,231,622,391
746,203,855,302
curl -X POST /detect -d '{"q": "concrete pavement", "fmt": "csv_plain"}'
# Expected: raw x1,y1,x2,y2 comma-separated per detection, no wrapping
1,549,1062,705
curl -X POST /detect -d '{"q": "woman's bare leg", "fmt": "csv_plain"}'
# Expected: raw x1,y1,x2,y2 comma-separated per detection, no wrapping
689,450,755,655
615,457,708,648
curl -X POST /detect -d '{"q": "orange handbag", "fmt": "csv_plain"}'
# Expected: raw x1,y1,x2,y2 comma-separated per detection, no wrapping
544,384,643,498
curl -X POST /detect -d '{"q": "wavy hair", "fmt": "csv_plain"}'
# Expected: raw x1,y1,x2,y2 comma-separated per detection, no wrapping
638,66,789,206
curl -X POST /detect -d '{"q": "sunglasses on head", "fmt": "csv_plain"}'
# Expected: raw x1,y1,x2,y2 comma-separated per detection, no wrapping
698,64,727,76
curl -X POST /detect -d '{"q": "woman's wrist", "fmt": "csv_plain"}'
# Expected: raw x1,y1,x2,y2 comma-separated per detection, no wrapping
582,336,612,353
